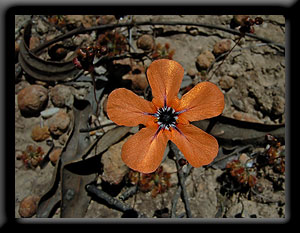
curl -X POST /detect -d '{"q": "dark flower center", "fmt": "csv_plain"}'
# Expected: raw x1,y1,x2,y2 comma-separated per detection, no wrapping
155,106,178,130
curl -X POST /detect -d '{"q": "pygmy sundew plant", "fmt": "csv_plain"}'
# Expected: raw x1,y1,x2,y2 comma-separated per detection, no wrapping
128,166,171,198
97,30,128,57
73,45,108,73
226,159,257,188
152,43,175,60
19,144,44,169
264,134,285,174
230,15,264,35
107,59,224,173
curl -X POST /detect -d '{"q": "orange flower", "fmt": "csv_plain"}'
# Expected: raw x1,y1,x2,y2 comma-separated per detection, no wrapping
107,59,225,173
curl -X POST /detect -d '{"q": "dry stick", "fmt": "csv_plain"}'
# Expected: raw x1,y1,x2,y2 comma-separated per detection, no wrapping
171,186,182,218
79,122,116,133
169,142,192,218
171,164,193,218
86,184,147,218
119,185,138,201
31,21,285,55
90,72,100,117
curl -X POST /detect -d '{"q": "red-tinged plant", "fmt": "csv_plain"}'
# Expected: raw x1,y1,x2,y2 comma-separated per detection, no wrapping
226,159,257,188
73,45,108,116
19,144,44,169
209,16,263,80
265,136,285,174
128,166,171,198
152,43,175,60
107,59,224,173
73,45,108,73
48,15,66,27
97,31,127,57
230,15,263,35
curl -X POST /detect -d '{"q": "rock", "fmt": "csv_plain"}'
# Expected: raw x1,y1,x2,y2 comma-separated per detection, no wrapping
50,84,74,108
186,26,200,36
226,198,280,218
272,95,285,116
73,34,91,47
29,36,40,50
15,80,30,94
196,50,215,71
248,86,273,115
136,34,155,51
187,68,197,78
228,63,243,78
96,15,116,25
48,44,68,61
219,75,235,91
233,111,262,123
230,95,247,112
40,107,60,119
232,15,249,27
31,125,50,142
15,40,20,53
19,195,40,218
65,15,93,28
101,138,129,185
15,40,20,61
122,65,148,94
48,110,71,136
239,153,250,165
49,147,63,164
36,20,49,34
17,85,48,116
213,39,232,56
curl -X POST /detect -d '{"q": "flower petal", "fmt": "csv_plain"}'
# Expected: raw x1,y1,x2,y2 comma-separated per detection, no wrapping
107,88,156,127
122,127,169,173
170,124,219,167
177,81,224,122
147,59,184,108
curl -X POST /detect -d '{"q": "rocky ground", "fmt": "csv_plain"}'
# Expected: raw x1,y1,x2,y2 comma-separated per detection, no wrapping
15,15,285,219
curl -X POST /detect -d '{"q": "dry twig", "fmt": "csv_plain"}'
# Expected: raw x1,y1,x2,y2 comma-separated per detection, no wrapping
86,184,147,218
169,142,193,218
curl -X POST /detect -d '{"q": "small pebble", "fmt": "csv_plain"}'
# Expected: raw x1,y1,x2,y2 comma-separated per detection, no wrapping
17,85,48,116
49,147,63,164
219,75,235,91
213,39,232,56
136,34,155,51
31,125,50,142
40,107,60,119
239,153,250,164
19,195,40,218
50,84,74,108
48,110,71,136
196,50,215,71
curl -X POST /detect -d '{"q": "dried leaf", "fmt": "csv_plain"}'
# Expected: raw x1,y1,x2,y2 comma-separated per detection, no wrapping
18,21,79,81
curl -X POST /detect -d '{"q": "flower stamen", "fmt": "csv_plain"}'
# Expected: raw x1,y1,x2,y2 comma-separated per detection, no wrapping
144,107,188,131
154,106,178,131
